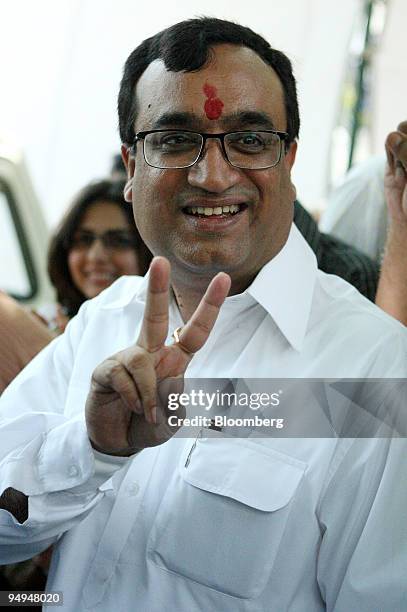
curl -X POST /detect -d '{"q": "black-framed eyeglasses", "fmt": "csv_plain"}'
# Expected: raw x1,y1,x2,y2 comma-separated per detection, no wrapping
68,230,135,251
132,129,289,170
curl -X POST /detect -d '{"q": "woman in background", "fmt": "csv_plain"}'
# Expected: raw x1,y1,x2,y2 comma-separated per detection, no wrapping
1,177,151,391
46,178,151,331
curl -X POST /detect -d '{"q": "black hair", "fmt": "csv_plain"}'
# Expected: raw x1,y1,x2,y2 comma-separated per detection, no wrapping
47,178,152,318
118,17,299,145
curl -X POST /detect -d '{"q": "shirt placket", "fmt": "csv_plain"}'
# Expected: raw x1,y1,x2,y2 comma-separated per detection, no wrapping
82,448,161,608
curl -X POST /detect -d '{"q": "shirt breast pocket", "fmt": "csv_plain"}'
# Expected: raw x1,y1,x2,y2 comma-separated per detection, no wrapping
147,437,306,600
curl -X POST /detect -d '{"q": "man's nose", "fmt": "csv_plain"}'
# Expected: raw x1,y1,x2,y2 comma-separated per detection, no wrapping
187,139,242,192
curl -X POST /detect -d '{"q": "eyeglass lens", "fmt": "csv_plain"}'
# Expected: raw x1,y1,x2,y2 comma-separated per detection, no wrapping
143,131,283,169
70,230,134,250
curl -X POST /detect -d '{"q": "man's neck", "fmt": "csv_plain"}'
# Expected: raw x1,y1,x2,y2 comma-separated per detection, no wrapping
171,272,255,322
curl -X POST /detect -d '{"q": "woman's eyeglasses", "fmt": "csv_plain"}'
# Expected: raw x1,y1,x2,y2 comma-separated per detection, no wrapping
69,230,135,251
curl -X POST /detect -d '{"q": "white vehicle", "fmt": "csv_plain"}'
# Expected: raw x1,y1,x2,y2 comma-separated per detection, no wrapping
0,142,53,308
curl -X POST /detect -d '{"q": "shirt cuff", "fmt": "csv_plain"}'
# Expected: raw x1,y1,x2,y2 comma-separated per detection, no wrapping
0,415,130,497
92,448,130,480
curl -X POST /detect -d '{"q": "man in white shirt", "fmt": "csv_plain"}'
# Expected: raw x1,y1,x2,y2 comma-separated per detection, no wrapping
320,155,387,262
0,17,406,612
320,121,407,325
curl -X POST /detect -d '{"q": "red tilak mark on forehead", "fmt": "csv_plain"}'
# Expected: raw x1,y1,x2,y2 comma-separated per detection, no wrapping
203,82,224,120
203,83,217,99
204,98,224,120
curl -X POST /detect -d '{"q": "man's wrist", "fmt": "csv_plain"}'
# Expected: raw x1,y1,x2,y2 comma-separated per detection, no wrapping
386,216,407,237
381,218,407,264
376,213,407,324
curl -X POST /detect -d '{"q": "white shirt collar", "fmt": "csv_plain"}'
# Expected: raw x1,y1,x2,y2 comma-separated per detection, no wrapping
109,223,317,351
247,224,317,351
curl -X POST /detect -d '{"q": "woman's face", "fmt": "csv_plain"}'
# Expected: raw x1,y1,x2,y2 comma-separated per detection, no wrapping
68,200,140,299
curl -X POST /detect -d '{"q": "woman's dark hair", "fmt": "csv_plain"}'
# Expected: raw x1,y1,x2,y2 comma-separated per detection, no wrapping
48,178,152,318
118,17,299,145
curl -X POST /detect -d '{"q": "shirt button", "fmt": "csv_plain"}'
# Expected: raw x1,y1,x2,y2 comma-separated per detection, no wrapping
127,482,140,496
68,465,79,477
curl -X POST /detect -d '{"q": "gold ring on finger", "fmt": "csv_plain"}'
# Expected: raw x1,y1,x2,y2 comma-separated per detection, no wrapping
172,326,194,356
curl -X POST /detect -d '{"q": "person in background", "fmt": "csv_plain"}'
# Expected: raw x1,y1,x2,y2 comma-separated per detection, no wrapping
320,124,407,266
319,155,386,262
376,122,407,324
1,177,152,388
0,292,53,394
320,121,407,325
294,200,379,301
45,178,152,332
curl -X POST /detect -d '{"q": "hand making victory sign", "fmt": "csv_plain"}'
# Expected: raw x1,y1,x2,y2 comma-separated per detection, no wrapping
85,257,231,456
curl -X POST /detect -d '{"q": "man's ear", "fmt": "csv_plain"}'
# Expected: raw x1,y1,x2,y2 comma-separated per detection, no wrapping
284,141,297,202
121,144,135,203
284,140,297,171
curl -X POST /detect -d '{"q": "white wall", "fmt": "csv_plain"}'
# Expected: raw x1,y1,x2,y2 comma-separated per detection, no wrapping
372,0,406,153
0,0,360,225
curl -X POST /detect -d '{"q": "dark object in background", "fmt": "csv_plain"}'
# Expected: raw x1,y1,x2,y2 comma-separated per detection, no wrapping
294,200,379,301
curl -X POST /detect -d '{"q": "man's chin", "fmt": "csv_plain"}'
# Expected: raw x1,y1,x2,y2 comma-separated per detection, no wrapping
174,250,247,275
167,248,262,290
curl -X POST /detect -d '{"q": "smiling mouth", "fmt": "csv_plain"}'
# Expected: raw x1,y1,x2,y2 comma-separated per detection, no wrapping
86,272,116,282
183,203,247,217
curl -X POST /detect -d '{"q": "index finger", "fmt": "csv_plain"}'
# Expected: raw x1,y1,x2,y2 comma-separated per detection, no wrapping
137,257,171,352
176,272,231,354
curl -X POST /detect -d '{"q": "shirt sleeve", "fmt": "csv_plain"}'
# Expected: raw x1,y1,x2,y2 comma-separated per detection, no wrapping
0,299,130,560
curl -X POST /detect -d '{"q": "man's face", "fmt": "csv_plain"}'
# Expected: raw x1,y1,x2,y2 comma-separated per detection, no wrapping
122,44,297,288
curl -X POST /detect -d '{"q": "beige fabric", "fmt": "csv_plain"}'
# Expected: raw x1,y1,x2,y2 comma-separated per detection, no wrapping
0,292,53,393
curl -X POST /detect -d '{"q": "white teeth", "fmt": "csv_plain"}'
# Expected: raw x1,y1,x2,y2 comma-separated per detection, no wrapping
185,204,242,216
87,273,114,281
